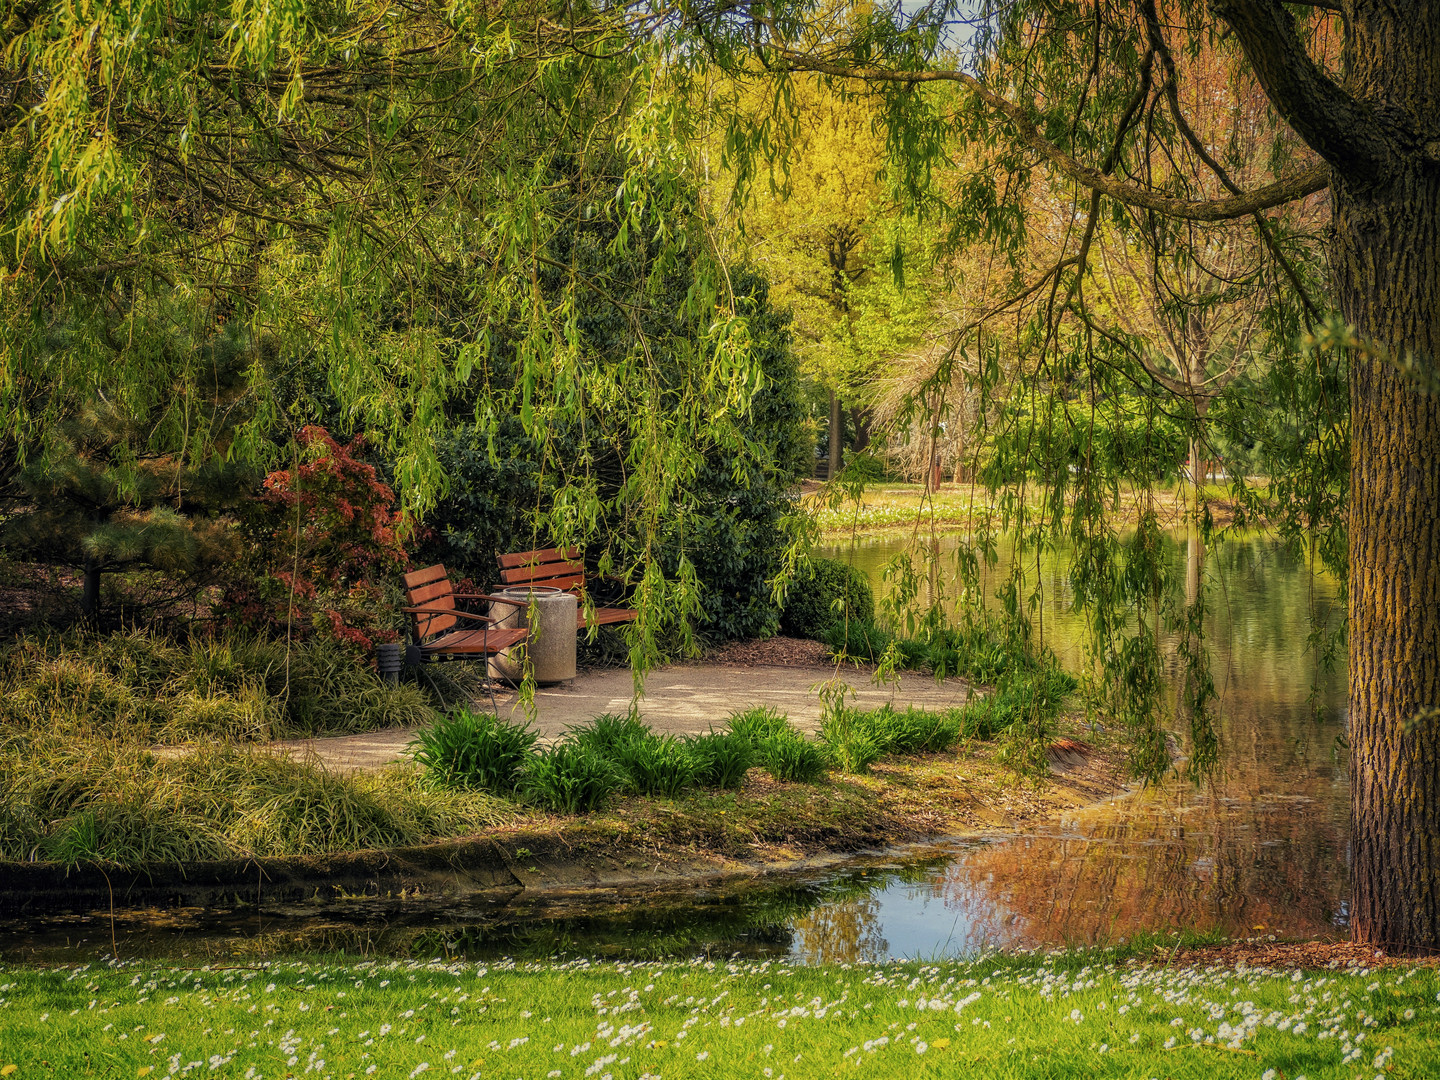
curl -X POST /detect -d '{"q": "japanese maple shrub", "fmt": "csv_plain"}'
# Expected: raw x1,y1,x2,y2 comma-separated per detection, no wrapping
224,426,407,651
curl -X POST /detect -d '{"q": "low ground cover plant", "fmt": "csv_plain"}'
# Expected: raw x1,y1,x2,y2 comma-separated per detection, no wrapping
1,952,1436,1079
0,630,435,742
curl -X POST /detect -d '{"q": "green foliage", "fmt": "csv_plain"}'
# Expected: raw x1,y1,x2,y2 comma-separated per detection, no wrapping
860,704,965,755
566,714,700,796
780,558,876,640
818,710,884,773
0,630,436,742
0,737,511,868
406,709,538,794
755,729,831,784
822,618,893,663
724,706,793,746
520,744,624,814
565,713,651,760
0,372,253,620
821,704,966,773
612,734,699,798
683,731,756,789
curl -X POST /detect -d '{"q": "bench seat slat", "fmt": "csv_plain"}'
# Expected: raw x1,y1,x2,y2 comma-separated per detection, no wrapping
426,627,528,655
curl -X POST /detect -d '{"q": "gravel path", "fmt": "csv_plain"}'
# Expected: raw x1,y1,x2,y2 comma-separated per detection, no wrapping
272,661,973,772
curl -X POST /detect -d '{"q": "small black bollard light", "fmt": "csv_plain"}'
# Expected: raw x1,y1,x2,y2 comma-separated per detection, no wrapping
376,642,403,685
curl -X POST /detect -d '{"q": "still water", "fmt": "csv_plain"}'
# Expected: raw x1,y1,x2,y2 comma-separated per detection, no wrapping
0,532,1349,964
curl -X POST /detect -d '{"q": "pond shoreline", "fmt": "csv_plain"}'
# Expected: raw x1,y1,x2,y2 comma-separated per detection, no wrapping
0,733,1130,916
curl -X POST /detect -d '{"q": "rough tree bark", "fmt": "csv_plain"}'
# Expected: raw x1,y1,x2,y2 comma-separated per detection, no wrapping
828,389,843,480
1216,0,1440,952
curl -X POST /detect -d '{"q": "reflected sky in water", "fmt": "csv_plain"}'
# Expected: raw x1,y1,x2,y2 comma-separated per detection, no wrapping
797,530,1349,961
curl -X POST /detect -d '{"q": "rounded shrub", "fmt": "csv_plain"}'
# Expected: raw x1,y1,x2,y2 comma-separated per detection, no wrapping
779,557,875,640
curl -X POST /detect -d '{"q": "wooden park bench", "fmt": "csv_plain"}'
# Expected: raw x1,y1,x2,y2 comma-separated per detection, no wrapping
496,547,638,629
401,564,528,665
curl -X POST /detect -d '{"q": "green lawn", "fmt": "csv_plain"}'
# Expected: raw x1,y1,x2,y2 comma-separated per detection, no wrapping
0,954,1435,1079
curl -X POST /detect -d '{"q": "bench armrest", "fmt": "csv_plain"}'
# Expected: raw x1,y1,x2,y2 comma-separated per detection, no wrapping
453,592,528,607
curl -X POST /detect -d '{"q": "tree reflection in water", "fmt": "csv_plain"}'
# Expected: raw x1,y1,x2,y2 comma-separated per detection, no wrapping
793,531,1350,958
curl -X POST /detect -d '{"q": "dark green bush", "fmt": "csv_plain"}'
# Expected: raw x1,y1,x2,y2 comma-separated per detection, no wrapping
521,743,624,813
779,557,875,640
756,729,830,783
684,731,756,788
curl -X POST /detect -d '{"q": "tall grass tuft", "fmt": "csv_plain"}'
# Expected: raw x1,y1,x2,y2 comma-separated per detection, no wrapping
756,729,831,783
724,706,791,746
0,735,516,868
520,743,623,813
818,710,884,773
407,708,538,793
683,731,755,789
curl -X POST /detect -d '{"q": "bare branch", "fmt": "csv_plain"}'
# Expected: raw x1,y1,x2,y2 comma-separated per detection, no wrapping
1212,0,1398,188
770,48,1331,221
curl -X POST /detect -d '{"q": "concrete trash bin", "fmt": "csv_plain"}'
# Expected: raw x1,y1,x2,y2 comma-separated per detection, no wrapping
488,586,577,684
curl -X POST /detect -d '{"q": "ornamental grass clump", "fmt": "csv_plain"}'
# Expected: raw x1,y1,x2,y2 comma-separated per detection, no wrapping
520,743,623,813
756,728,831,783
407,708,538,793
683,730,755,788
861,704,964,754
724,705,791,746
0,630,436,742
818,709,884,774
611,732,697,797
0,735,512,868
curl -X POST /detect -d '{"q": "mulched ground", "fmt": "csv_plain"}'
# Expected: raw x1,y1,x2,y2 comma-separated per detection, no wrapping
703,636,836,668
1167,939,1440,970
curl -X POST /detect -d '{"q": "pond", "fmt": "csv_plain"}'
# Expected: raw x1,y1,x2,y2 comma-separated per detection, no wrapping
0,531,1348,965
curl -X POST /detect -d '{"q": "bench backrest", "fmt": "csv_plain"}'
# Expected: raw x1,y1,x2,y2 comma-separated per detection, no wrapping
403,564,458,640
496,547,585,592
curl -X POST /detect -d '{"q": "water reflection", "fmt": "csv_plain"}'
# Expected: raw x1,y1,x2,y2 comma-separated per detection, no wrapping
809,530,1349,958
0,532,1349,964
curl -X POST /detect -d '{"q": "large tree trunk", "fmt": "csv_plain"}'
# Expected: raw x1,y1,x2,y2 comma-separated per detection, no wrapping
850,406,872,453
1336,132,1440,951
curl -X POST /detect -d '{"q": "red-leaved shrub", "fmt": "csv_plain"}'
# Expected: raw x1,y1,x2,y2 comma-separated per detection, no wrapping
222,426,407,651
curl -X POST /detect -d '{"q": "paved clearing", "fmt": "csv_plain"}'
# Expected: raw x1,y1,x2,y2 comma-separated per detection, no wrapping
274,663,972,772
